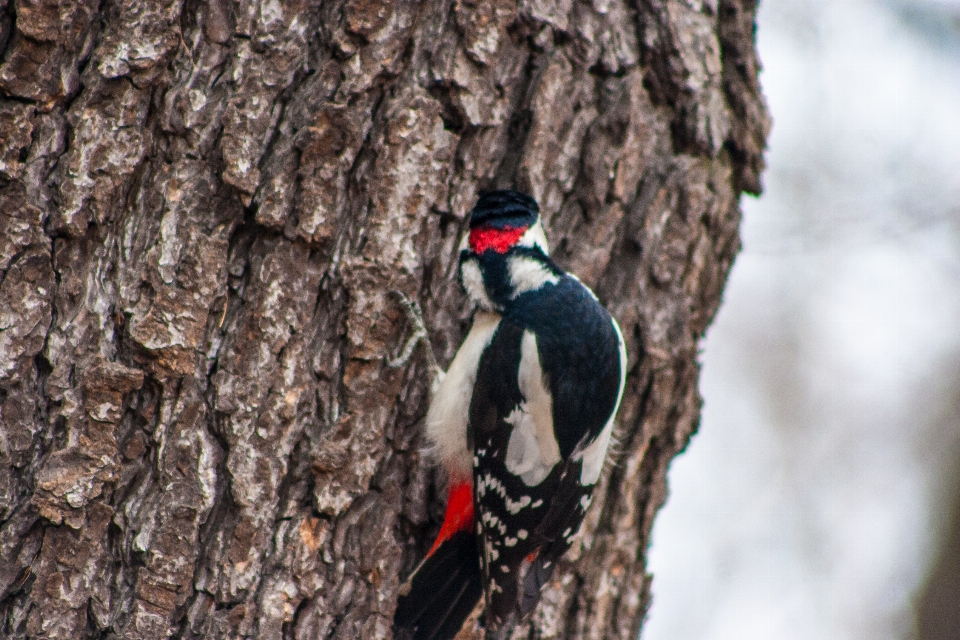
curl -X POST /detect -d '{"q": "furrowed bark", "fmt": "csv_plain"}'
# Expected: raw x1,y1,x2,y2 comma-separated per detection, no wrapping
0,0,769,638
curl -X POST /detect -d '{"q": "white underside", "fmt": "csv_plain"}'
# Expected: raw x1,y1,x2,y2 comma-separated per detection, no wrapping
426,311,501,479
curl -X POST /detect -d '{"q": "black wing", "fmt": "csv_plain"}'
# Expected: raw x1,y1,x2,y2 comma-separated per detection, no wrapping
470,277,624,632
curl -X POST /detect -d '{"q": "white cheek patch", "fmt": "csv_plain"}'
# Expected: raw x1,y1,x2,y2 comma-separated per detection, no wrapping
508,256,559,298
576,316,627,485
504,331,561,486
517,220,550,255
426,311,501,479
460,259,495,310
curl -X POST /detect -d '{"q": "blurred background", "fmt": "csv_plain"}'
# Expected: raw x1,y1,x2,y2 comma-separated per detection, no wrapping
643,1,960,639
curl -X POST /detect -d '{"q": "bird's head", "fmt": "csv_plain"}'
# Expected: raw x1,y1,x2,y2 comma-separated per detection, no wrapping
462,190,549,257
458,190,560,311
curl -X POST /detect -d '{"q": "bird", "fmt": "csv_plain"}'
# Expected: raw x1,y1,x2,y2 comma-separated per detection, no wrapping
394,190,627,640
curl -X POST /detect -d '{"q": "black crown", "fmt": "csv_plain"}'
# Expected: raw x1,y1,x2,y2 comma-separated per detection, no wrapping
469,190,539,229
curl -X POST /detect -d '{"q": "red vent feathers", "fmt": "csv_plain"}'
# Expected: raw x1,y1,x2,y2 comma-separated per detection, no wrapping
427,481,475,557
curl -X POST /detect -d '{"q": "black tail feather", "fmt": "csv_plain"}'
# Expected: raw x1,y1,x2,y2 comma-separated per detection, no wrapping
395,531,483,640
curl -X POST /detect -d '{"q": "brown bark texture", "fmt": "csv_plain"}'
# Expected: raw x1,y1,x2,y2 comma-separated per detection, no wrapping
0,0,769,638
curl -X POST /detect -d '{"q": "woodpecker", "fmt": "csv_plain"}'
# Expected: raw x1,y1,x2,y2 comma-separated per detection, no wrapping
394,190,627,640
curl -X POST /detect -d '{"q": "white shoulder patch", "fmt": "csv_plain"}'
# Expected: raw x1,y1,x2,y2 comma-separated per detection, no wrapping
508,256,559,298
426,311,501,480
576,316,628,485
504,331,561,486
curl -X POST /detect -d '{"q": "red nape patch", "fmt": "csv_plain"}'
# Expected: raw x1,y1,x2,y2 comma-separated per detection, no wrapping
427,481,474,557
469,226,527,254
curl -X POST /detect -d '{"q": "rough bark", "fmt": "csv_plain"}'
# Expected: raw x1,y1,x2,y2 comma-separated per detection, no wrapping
0,0,768,638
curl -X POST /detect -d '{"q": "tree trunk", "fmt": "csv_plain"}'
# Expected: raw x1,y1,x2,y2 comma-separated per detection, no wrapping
0,0,768,638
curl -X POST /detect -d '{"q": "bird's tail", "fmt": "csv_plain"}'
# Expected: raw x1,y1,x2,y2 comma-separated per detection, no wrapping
394,530,483,640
